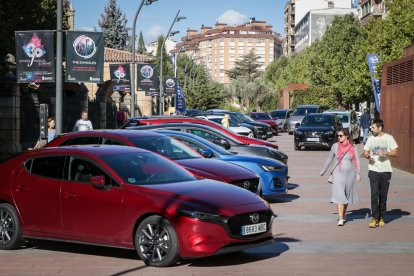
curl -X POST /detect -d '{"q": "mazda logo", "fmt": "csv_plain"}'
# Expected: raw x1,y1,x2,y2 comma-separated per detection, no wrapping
243,180,250,189
250,213,259,224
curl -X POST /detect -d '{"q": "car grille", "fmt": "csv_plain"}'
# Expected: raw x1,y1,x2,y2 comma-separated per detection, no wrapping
227,210,273,238
304,131,324,137
230,178,260,193
272,177,286,189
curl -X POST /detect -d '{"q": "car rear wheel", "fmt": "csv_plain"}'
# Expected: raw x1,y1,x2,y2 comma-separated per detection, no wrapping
135,215,179,267
0,203,22,250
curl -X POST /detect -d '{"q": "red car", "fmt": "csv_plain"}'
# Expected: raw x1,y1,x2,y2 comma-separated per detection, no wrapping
47,130,260,193
0,145,275,266
124,116,279,150
247,112,278,136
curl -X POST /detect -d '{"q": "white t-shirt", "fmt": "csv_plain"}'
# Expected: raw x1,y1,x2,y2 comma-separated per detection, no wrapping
364,133,398,172
73,119,93,131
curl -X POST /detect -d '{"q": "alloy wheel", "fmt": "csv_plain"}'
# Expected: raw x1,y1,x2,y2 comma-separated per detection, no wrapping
138,222,172,264
0,208,16,245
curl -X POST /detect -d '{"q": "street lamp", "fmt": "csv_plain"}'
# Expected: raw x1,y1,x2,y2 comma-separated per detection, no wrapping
130,0,158,118
159,10,186,115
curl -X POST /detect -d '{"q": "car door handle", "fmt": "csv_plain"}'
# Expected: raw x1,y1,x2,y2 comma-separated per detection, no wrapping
64,192,78,199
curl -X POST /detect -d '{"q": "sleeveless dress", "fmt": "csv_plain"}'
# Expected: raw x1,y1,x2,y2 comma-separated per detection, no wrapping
321,143,360,204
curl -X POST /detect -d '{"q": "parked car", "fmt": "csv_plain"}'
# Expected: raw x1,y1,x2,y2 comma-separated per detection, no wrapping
270,109,293,132
246,112,278,136
208,110,273,140
0,145,275,267
123,116,279,150
323,110,360,143
287,105,330,135
156,130,289,198
294,113,342,150
196,114,253,137
47,130,261,193
127,123,288,164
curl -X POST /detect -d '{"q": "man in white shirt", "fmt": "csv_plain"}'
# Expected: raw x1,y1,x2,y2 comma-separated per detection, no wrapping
73,111,93,131
362,119,398,228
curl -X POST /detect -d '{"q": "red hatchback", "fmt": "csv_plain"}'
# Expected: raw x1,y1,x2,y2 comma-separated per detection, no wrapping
124,116,279,150
47,130,261,193
0,146,275,266
247,112,279,136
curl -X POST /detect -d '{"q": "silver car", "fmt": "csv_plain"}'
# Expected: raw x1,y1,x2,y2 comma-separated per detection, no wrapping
287,105,329,135
323,110,361,143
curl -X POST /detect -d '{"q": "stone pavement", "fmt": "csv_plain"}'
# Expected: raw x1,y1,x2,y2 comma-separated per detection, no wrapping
0,133,413,275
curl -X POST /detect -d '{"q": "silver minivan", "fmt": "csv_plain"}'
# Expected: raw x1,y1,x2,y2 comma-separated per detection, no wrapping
323,110,361,143
287,105,329,135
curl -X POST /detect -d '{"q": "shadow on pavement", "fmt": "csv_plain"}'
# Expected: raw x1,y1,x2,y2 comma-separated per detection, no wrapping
385,209,411,223
345,208,411,223
185,237,300,267
287,183,299,190
267,193,300,203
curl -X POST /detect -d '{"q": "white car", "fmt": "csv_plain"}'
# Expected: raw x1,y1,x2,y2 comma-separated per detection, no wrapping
196,115,254,137
323,110,361,143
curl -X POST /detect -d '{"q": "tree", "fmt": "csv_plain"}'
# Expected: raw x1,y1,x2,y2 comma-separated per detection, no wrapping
156,35,174,88
0,0,69,74
98,0,129,50
226,49,261,81
137,31,146,54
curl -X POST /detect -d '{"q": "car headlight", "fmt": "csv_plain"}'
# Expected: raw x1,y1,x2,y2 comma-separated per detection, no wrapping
324,131,335,136
178,210,223,221
295,130,304,135
259,165,284,172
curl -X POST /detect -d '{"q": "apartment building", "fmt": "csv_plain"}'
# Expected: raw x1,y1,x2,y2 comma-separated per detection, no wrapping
172,19,283,84
358,0,386,25
283,0,296,56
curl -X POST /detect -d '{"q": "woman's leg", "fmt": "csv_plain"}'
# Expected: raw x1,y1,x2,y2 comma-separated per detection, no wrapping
343,204,348,220
338,204,344,220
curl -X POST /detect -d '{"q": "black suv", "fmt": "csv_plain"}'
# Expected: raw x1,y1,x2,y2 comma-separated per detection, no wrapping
294,113,342,150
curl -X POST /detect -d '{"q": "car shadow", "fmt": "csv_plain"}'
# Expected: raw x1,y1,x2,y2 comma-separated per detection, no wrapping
267,193,300,203
184,237,300,267
287,183,299,190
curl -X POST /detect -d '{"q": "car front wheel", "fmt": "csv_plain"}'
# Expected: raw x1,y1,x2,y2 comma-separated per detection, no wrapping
0,203,22,250
135,215,179,267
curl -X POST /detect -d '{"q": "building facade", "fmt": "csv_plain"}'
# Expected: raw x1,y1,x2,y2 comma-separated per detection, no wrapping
295,8,357,53
358,0,386,25
173,19,283,84
283,0,296,56
146,38,177,57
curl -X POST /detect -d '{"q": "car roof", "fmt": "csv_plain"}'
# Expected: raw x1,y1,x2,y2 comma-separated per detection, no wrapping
55,129,165,140
30,144,149,156
294,104,322,108
324,110,353,114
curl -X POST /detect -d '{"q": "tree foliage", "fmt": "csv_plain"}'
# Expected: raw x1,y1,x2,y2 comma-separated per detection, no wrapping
137,31,146,54
226,49,261,81
98,0,129,50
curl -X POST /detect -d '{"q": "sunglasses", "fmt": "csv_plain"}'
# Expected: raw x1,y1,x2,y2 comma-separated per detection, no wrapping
337,134,345,137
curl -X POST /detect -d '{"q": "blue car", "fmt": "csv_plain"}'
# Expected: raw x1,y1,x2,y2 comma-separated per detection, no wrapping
154,130,288,199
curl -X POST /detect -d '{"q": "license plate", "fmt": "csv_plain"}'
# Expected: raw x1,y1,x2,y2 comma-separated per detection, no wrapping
307,138,319,142
241,222,267,236
267,131,272,135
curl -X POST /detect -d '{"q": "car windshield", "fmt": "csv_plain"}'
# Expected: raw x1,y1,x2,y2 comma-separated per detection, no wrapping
209,117,239,127
171,135,234,156
101,152,195,185
129,136,202,160
251,113,272,120
301,115,333,126
237,113,255,123
270,111,287,119
292,107,318,116
336,114,349,123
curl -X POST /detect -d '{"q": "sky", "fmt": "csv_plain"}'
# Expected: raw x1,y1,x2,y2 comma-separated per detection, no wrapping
71,0,287,44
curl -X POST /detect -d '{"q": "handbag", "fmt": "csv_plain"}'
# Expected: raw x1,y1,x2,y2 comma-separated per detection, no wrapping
327,149,350,184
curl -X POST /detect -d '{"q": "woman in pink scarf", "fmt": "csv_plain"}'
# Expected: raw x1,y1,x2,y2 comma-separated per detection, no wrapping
320,128,361,226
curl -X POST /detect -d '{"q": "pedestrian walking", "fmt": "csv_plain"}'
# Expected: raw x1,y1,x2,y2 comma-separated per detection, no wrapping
73,111,93,131
362,119,398,228
360,108,371,144
116,107,128,128
221,114,230,128
320,128,361,226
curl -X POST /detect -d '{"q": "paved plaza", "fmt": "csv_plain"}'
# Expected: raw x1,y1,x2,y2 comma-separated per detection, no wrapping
0,133,413,275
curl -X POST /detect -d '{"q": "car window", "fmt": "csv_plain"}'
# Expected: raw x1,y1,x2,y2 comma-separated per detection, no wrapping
102,138,124,145
252,113,272,120
28,156,65,179
336,114,349,123
170,135,232,155
302,115,333,126
62,137,100,146
187,128,221,142
101,152,195,185
270,111,287,119
68,157,113,185
292,107,318,116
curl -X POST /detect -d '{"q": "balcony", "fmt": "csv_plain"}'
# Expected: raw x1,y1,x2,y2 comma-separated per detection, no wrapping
372,2,385,16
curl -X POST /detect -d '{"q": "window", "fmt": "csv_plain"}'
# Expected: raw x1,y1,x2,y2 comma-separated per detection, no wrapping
62,137,100,145
30,156,64,179
69,157,113,185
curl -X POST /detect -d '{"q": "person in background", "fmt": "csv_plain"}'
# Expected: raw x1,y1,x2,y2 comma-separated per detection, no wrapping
73,111,93,131
116,107,128,128
221,114,230,128
360,108,372,144
362,119,398,228
32,117,56,149
320,128,361,226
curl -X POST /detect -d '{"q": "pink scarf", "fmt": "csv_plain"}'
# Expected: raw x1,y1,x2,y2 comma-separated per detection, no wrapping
337,139,359,174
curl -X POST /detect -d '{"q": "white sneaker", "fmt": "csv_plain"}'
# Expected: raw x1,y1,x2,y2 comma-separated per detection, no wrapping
337,219,344,226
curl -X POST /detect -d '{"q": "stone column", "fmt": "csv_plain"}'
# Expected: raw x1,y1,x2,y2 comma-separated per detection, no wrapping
0,54,21,161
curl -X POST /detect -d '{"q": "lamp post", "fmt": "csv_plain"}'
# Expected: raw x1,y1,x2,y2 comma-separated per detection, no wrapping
130,0,158,118
159,10,186,115
56,0,63,134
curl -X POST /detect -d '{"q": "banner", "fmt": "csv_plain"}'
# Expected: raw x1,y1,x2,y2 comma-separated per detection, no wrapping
164,77,177,96
367,54,381,112
15,31,55,83
109,64,131,91
66,31,104,83
137,64,158,96
175,82,186,114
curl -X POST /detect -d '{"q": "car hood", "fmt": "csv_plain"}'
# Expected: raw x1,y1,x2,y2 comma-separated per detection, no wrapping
288,115,305,122
221,153,286,167
141,179,266,213
176,158,258,182
244,121,270,128
297,126,335,132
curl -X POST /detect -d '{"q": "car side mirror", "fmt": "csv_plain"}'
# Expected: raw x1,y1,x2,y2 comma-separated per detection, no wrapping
90,175,106,188
295,123,301,128
213,138,231,150
200,149,214,158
